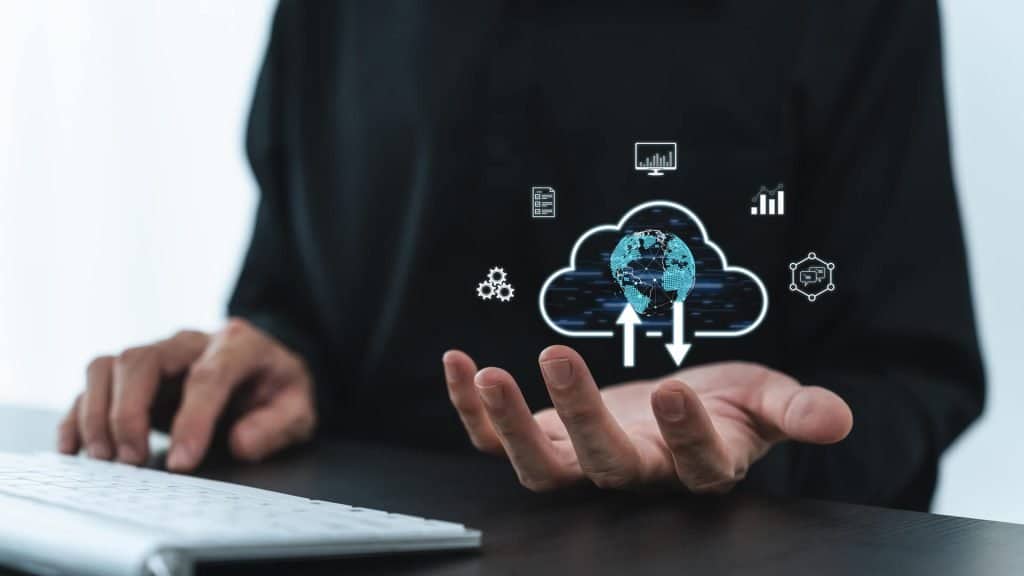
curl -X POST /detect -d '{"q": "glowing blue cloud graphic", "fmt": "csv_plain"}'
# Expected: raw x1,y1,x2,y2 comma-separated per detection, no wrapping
538,201,768,338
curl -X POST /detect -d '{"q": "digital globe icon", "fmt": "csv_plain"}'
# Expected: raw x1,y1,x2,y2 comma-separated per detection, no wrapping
610,229,696,317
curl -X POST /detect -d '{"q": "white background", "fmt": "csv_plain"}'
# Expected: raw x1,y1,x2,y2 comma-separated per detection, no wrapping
0,1,1021,522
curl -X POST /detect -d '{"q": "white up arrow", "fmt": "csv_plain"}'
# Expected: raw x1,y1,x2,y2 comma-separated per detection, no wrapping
665,301,692,366
615,304,642,368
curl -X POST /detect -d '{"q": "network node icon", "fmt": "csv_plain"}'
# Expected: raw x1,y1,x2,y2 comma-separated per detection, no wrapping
789,252,835,302
476,267,515,303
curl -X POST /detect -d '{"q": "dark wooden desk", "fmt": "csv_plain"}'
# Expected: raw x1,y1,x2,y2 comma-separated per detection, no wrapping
2,406,1023,575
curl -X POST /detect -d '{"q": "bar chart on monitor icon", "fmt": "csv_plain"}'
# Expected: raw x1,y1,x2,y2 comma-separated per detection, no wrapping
634,142,677,176
751,183,785,216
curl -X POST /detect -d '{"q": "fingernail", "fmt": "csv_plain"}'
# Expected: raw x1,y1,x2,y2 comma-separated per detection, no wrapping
475,380,504,409
118,444,141,464
87,443,111,460
656,391,687,422
167,444,192,471
540,358,573,389
442,358,455,383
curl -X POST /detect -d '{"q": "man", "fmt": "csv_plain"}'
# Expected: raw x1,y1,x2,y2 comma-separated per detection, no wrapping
57,0,983,510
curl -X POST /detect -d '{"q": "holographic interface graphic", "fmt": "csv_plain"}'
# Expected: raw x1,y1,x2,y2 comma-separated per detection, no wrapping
539,201,767,366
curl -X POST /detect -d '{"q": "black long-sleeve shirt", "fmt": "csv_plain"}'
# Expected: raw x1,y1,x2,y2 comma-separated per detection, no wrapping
228,0,984,511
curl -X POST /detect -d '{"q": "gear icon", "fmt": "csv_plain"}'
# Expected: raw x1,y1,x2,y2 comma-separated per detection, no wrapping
487,267,507,285
476,266,515,303
495,283,515,302
476,281,496,300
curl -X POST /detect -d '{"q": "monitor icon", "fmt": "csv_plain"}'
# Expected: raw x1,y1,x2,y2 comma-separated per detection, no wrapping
634,142,677,176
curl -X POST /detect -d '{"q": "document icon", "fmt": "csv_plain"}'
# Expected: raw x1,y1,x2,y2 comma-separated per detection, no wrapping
532,186,556,219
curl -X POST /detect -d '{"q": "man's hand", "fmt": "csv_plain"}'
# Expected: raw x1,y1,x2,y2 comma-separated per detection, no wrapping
57,318,316,473
444,345,852,493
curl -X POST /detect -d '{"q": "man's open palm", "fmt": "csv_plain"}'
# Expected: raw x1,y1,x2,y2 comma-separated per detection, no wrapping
444,345,852,493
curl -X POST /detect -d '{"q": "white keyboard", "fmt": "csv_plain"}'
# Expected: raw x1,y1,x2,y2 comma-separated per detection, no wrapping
0,452,480,576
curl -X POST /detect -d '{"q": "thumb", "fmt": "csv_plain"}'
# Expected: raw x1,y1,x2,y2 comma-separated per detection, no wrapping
754,377,853,444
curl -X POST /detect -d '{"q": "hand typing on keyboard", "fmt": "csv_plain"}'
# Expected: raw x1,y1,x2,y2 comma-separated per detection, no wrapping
57,318,317,473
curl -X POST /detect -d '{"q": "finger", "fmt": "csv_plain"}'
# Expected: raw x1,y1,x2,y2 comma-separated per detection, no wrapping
57,394,83,454
444,350,502,454
110,348,159,464
651,379,737,493
475,367,579,492
168,320,271,472
229,387,316,462
80,356,115,460
538,345,641,489
110,331,208,465
751,376,853,444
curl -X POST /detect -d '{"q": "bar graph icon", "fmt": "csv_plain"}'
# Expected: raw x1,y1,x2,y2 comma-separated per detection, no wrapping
750,183,785,216
634,142,677,176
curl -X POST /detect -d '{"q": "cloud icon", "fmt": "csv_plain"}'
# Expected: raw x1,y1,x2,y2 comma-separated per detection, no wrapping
539,201,768,338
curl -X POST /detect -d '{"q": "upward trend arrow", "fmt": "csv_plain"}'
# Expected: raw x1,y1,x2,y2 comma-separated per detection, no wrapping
665,301,692,366
616,304,642,368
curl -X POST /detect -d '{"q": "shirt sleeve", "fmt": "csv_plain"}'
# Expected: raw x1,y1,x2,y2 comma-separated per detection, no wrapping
747,0,985,509
228,1,328,401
